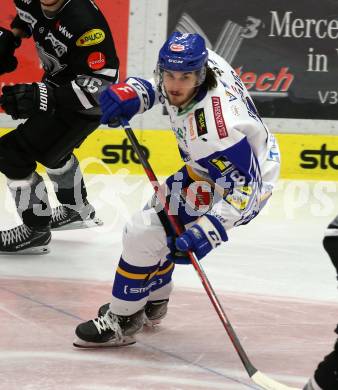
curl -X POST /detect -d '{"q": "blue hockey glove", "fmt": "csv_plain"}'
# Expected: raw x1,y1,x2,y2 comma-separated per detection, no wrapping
100,77,155,126
99,82,140,125
166,236,190,265
175,215,228,261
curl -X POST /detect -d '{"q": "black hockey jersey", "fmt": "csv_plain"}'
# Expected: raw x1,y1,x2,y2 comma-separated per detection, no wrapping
11,0,119,114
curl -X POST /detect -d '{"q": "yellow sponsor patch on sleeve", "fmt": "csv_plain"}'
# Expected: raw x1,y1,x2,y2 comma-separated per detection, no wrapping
225,186,252,210
76,29,105,47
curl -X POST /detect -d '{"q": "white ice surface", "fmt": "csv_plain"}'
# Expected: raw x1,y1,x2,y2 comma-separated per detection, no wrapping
0,174,337,303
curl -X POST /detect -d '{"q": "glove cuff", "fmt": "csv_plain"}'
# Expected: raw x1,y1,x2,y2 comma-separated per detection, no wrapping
126,77,155,114
197,215,228,248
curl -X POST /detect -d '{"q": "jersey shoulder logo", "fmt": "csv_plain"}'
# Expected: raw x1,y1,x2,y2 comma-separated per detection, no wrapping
76,29,105,47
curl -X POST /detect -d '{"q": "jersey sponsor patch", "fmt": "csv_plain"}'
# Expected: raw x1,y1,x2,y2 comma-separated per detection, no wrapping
209,157,234,176
55,21,73,39
194,108,208,137
225,187,251,210
76,29,105,47
211,96,228,139
87,51,106,70
187,113,196,140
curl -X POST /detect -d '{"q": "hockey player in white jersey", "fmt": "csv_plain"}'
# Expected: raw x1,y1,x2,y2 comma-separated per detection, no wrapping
73,32,280,348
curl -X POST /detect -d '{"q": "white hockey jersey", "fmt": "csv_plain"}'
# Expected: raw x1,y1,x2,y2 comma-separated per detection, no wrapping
129,50,280,230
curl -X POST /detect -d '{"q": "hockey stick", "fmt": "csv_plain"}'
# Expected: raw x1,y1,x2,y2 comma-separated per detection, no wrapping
117,118,300,390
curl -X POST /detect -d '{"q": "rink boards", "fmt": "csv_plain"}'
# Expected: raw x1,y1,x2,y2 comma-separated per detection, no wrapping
0,127,337,180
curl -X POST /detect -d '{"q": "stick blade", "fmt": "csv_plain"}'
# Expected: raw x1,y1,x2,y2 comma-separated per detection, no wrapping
251,371,301,390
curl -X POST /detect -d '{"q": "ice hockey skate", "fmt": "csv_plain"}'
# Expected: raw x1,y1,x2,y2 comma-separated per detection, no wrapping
73,308,144,348
144,299,169,326
98,299,169,327
51,201,103,231
0,224,51,255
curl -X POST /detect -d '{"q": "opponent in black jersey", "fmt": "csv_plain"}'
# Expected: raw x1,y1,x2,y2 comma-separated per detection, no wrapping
0,0,119,254
303,215,338,390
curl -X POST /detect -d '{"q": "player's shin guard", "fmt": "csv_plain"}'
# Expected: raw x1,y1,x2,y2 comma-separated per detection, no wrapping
47,154,87,206
110,258,172,313
7,172,51,227
46,154,102,230
97,257,173,330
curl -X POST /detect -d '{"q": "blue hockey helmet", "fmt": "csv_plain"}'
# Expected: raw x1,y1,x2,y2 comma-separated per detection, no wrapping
158,32,208,72
155,32,208,87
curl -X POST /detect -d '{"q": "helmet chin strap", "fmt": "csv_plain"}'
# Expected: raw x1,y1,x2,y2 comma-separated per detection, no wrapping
155,70,169,101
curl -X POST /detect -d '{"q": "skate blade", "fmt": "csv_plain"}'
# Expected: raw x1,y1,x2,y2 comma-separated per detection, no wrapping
52,217,104,231
0,245,50,255
73,335,136,349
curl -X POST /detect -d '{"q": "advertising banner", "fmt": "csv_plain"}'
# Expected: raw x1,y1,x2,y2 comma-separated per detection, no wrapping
0,125,336,180
278,134,338,180
0,0,129,91
167,0,338,120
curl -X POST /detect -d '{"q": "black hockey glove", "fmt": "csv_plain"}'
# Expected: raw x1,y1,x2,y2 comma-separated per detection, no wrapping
0,27,21,75
0,83,55,119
